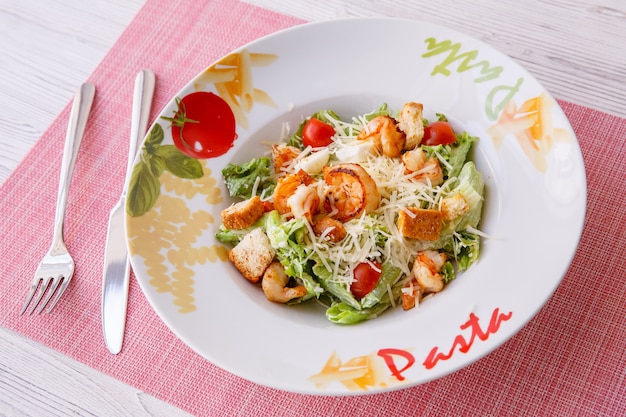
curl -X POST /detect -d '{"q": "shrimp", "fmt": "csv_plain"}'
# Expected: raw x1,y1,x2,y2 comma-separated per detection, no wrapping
357,115,406,158
401,148,444,186
271,144,300,173
323,163,380,222
417,158,444,186
401,147,426,172
261,261,307,303
401,250,447,310
414,250,447,293
401,278,421,310
312,216,347,242
273,170,315,216
287,183,321,222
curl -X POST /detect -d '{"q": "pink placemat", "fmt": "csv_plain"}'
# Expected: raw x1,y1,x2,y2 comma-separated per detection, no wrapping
1,0,625,415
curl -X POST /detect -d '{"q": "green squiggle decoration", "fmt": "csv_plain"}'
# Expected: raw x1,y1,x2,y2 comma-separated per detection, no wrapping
423,38,503,83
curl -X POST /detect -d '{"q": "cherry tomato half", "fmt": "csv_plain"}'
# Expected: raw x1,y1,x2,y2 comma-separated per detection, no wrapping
351,261,382,300
302,118,335,148
422,121,457,146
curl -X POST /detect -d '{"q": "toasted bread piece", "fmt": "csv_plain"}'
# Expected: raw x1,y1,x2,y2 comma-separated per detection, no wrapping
397,102,424,150
397,207,442,241
440,193,469,221
228,228,275,283
221,195,264,230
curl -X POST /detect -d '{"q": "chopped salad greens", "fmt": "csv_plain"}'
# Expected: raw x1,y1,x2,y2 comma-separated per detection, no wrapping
216,102,485,324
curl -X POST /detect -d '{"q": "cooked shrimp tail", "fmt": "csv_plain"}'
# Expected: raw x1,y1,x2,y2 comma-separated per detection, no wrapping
262,261,307,303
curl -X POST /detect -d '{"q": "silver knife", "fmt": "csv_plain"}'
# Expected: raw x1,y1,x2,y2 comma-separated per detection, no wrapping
102,69,156,354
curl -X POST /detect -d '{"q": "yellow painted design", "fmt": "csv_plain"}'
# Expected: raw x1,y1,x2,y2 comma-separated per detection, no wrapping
128,49,281,313
127,161,229,313
487,92,573,172
308,351,408,392
162,161,224,205
194,49,278,128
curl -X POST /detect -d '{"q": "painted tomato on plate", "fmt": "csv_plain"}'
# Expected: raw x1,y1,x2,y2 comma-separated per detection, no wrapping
167,91,237,158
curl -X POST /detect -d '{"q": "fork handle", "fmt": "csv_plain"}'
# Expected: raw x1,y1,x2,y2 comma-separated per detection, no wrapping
51,82,96,254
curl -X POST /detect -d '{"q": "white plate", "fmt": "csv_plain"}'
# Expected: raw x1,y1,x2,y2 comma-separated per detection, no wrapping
126,17,586,395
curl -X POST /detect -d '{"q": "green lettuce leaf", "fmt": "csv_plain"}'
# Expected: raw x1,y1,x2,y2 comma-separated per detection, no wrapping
360,262,403,309
326,278,404,325
262,211,322,301
418,161,485,251
221,157,275,199
422,131,479,179
441,260,456,283
215,225,248,245
313,259,361,310
438,162,484,270
449,161,484,231
363,103,391,122
325,301,390,325
445,232,481,272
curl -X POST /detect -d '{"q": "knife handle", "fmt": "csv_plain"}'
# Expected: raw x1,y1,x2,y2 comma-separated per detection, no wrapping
122,69,156,194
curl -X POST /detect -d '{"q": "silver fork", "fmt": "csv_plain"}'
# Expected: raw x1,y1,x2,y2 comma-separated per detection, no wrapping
19,82,96,315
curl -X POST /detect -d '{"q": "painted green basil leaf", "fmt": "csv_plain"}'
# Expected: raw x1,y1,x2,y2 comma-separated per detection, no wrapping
154,145,203,179
126,122,205,217
145,122,164,149
127,159,161,217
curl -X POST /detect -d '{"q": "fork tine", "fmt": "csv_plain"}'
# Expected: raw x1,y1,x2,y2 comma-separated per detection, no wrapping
42,276,70,314
19,281,41,315
27,277,53,315
35,276,64,314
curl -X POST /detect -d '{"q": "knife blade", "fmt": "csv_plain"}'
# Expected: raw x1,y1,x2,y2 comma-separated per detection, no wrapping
102,69,155,354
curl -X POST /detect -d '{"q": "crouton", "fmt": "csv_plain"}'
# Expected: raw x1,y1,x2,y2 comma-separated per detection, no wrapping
440,193,469,221
397,102,424,150
228,228,275,283
221,195,264,230
397,207,442,240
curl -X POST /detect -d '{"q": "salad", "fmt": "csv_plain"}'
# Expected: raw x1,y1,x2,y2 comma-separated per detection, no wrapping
216,102,485,324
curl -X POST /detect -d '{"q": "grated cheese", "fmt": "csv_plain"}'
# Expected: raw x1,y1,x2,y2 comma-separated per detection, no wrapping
251,175,261,198
272,109,465,289
466,225,500,239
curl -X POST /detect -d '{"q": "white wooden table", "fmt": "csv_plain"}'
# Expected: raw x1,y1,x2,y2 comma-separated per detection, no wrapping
1,0,624,415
